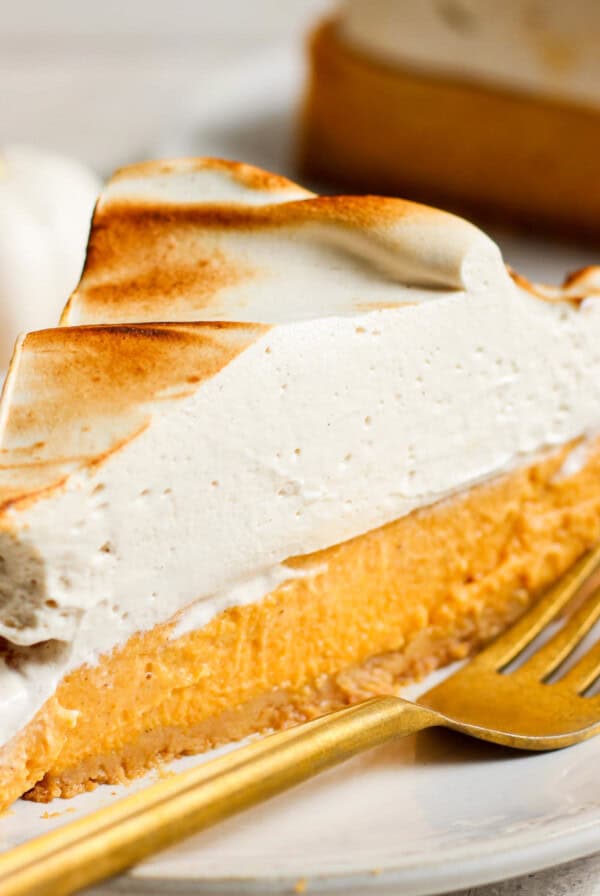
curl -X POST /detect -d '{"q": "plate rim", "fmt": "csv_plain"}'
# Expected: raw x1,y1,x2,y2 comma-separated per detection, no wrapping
115,808,600,895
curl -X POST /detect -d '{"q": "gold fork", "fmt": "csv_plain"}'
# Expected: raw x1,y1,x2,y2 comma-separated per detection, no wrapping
3,542,600,896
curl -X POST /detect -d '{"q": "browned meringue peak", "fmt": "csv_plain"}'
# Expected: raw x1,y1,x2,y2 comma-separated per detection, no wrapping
0,321,265,513
509,265,600,306
61,158,508,328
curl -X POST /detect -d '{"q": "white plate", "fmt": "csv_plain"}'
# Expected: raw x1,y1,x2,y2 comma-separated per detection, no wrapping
3,49,600,896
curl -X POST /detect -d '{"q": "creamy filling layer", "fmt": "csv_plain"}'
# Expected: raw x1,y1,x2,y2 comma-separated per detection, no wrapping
0,435,596,751
0,561,321,748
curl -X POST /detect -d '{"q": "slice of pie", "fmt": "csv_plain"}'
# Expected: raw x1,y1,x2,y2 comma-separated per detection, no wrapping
299,2,600,240
0,158,599,811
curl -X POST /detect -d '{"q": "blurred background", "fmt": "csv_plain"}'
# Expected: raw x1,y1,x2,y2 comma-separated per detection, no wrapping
1,0,329,173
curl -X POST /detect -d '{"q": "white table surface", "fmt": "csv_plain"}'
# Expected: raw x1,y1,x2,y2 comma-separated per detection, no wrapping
458,854,600,896
2,2,600,893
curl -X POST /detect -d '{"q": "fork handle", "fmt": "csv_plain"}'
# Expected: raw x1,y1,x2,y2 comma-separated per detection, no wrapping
0,696,436,896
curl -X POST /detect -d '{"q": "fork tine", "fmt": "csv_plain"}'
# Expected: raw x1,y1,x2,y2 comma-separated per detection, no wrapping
517,585,600,680
476,543,600,670
560,635,600,693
